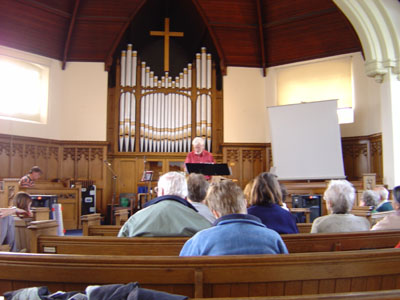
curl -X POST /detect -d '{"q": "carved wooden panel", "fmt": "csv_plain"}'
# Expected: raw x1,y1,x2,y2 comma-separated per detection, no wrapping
370,135,383,182
47,147,59,179
89,148,104,181
62,148,76,179
11,143,23,177
222,144,267,188
0,142,10,178
341,135,381,182
77,148,90,179
36,145,48,178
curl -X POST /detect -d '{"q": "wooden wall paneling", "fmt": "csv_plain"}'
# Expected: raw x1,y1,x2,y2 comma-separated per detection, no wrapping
222,144,268,188
118,159,137,196
36,145,48,179
22,144,36,176
370,135,383,182
10,143,23,178
342,142,356,180
76,148,90,179
0,142,10,178
223,148,241,185
266,145,273,173
62,147,76,179
89,148,104,182
354,142,370,181
47,146,60,179
242,150,256,187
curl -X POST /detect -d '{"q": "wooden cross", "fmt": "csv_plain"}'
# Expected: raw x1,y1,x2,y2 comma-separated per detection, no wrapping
150,18,184,72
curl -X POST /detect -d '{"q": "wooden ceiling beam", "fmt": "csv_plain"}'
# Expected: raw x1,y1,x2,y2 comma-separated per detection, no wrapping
62,0,80,70
15,0,70,18
255,0,266,76
265,7,337,28
192,0,227,75
104,0,148,71
209,22,257,30
77,16,130,22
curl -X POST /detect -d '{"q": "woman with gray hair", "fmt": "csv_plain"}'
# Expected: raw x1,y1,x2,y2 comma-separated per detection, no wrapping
371,185,400,230
361,190,380,208
311,180,370,233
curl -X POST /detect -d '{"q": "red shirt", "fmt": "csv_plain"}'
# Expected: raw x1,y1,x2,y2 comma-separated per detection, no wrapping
185,150,215,164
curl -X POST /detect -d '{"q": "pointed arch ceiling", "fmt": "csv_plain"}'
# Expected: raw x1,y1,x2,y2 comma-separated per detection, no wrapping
0,0,362,73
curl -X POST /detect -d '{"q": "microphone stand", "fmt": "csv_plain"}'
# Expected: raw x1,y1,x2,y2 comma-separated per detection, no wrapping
104,160,118,225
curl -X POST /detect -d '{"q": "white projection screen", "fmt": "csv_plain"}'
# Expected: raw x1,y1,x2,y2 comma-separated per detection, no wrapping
268,100,345,180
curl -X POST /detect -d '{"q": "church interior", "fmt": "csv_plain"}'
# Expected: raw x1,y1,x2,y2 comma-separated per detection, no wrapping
0,0,400,298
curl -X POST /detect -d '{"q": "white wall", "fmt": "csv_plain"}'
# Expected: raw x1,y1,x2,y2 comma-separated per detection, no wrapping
0,47,108,141
223,52,382,143
223,67,270,143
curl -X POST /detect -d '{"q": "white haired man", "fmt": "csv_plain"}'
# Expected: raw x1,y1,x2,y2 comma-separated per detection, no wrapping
311,180,370,233
118,172,211,237
185,137,215,165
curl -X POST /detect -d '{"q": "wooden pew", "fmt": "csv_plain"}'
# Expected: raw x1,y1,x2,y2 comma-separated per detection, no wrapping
3,178,82,230
192,289,400,299
33,230,400,256
1,249,400,298
81,214,313,236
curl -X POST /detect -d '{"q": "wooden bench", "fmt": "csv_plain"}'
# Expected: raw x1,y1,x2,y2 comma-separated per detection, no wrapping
1,249,400,298
192,289,400,299
32,230,400,256
81,214,315,236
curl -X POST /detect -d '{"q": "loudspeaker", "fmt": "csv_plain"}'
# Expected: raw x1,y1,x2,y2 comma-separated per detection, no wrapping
292,195,322,223
81,185,96,215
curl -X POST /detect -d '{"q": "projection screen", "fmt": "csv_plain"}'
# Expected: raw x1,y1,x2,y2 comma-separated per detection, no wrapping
268,100,345,180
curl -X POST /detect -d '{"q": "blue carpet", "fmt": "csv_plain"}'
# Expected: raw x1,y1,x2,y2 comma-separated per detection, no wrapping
65,229,82,236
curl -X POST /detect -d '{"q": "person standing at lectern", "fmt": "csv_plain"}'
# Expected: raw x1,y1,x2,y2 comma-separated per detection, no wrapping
19,166,42,188
185,137,215,164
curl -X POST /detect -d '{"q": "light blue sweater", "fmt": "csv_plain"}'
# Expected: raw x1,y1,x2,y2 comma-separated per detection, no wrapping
179,214,288,256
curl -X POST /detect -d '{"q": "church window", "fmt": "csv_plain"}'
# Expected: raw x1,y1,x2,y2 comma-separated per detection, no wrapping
0,52,49,124
276,55,354,124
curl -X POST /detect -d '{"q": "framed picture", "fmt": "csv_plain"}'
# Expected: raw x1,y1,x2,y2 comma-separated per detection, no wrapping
141,170,153,182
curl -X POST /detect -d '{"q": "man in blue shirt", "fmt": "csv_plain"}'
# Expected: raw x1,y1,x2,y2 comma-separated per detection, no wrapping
180,180,288,256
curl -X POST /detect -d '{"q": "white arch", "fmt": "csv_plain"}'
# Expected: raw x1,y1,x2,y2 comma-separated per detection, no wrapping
334,0,400,82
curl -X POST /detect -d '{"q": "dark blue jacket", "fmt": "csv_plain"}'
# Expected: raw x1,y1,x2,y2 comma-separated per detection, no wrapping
247,204,299,234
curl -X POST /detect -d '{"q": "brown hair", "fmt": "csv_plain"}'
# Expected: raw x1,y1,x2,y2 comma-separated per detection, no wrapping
13,192,32,211
206,180,246,216
243,178,255,207
187,173,209,202
251,172,282,206
29,166,42,174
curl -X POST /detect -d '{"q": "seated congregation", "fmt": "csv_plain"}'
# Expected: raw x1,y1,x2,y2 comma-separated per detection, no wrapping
2,169,400,299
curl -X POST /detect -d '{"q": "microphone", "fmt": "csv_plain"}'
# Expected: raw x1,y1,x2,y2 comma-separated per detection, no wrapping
104,160,111,166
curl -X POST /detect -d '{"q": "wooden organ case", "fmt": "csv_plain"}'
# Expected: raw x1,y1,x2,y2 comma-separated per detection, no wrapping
107,44,223,197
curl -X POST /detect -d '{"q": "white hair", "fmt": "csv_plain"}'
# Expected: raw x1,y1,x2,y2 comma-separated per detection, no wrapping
157,172,188,198
362,190,379,207
192,137,205,146
374,186,389,201
324,180,355,214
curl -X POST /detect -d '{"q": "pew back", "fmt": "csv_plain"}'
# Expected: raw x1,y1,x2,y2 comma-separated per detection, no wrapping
34,230,400,256
1,249,400,298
